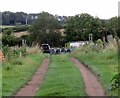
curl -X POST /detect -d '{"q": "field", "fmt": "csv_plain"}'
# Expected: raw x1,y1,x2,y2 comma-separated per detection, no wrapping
36,54,85,96
1,43,119,96
0,25,15,28
1,9,119,97
2,53,45,96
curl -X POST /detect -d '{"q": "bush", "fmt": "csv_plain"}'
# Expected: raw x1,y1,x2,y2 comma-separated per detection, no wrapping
96,39,103,50
2,45,10,57
17,47,26,57
2,46,27,60
110,73,120,91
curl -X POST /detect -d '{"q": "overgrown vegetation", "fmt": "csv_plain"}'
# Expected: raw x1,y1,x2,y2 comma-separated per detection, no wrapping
36,55,85,96
2,10,120,97
2,45,27,60
110,73,120,92
65,15,119,43
2,52,45,96
2,11,120,47
69,38,118,96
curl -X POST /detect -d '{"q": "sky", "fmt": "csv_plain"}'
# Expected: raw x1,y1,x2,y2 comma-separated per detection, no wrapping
0,0,119,19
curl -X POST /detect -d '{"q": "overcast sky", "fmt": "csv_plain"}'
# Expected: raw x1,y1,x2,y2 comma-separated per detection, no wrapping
0,0,119,19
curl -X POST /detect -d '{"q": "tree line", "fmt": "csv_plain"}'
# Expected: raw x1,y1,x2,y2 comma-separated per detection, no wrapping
29,12,119,47
65,14,119,42
2,11,40,25
2,11,119,47
1,11,67,25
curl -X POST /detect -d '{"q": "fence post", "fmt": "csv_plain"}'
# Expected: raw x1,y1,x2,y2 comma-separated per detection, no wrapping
19,52,22,57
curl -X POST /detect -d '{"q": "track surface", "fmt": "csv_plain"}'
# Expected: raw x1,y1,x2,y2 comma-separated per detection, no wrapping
15,58,50,96
70,58,106,96
15,57,106,96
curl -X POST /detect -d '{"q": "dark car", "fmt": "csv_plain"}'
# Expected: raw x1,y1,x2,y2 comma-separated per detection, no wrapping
66,48,71,53
55,48,61,54
61,47,65,53
41,44,50,53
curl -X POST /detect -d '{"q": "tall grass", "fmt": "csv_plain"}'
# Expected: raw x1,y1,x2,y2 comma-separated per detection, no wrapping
2,52,45,96
69,41,118,96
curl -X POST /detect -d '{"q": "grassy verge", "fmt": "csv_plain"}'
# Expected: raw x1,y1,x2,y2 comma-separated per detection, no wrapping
69,48,118,96
2,53,45,96
36,54,85,96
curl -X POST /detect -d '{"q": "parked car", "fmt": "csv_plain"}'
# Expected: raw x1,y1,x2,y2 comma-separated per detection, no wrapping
50,48,55,54
66,48,71,53
61,47,66,53
41,44,50,53
55,48,61,54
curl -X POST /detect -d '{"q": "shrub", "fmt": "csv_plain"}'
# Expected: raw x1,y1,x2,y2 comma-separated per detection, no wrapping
2,45,10,57
110,73,120,91
16,47,27,57
96,39,103,50
2,45,27,60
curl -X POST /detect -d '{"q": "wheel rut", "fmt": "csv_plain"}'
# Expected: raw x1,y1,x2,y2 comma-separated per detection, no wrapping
70,58,106,96
15,58,50,96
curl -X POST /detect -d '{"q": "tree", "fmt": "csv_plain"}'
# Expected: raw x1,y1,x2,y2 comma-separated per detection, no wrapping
65,13,99,42
65,13,119,43
29,12,63,47
2,29,16,46
2,11,40,25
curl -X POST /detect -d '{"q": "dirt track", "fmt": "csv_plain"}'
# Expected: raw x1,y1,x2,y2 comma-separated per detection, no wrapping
15,57,106,96
15,58,50,96
71,58,106,96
